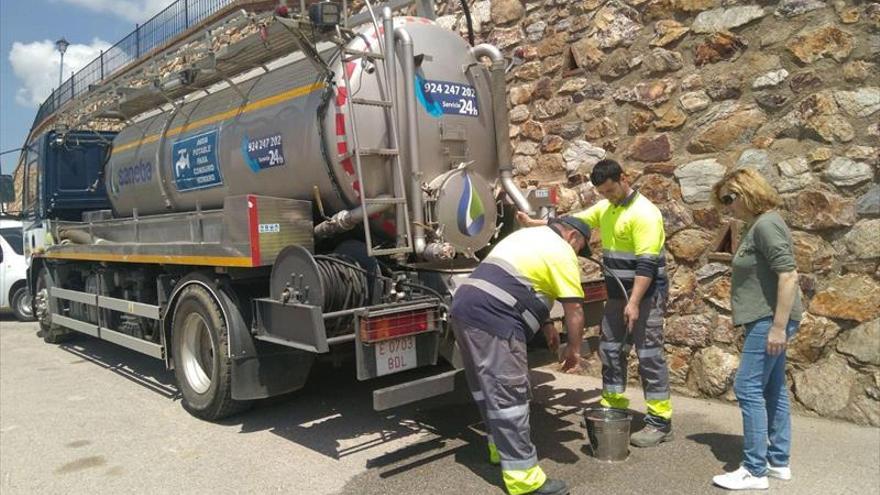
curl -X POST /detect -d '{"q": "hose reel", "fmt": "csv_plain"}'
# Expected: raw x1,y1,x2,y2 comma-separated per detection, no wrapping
270,244,376,335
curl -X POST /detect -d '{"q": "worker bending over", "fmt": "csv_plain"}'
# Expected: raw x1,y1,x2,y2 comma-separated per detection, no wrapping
450,216,590,495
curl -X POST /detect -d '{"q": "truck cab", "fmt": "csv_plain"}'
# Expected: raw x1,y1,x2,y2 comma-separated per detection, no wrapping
19,130,114,262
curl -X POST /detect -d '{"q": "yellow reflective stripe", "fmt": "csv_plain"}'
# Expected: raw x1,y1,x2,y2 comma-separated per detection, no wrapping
646,399,673,420
43,251,255,267
113,81,326,153
502,464,547,495
488,443,501,465
600,391,630,410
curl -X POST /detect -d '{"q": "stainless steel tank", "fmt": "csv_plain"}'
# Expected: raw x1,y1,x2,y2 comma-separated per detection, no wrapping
107,16,500,244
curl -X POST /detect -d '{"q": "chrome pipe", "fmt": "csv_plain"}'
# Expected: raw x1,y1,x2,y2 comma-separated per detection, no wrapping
470,44,532,214
394,27,427,254
382,7,408,252
314,196,393,238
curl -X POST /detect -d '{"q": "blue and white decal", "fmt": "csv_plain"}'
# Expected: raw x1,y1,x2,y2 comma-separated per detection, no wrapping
242,133,286,173
172,130,223,192
417,78,479,118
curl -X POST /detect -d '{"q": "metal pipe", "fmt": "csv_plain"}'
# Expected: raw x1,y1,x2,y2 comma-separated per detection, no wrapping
394,27,427,254
383,7,407,252
326,334,356,345
313,195,394,238
323,308,368,319
470,44,532,214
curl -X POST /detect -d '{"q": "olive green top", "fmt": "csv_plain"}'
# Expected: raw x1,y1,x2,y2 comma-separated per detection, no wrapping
730,210,804,326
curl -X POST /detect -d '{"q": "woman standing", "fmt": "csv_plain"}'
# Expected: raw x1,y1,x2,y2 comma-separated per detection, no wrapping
710,168,803,491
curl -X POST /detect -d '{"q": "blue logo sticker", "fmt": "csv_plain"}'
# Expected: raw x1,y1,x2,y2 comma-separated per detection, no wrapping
172,130,223,192
418,79,479,118
457,171,485,237
242,133,286,173
415,74,443,118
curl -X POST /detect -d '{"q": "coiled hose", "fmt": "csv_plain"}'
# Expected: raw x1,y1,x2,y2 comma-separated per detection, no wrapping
314,254,370,313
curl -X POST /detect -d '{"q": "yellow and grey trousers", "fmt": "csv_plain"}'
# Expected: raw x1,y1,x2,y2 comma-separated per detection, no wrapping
598,293,672,426
451,318,546,495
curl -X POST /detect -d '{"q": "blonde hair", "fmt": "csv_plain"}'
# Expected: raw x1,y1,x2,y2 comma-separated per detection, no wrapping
712,167,781,214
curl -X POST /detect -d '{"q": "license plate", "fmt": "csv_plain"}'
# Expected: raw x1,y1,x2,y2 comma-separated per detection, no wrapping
375,335,417,376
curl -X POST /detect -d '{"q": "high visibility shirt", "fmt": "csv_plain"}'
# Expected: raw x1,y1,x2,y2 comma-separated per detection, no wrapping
450,226,584,341
574,190,668,300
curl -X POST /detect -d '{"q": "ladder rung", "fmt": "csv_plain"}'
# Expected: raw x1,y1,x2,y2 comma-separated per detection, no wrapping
370,247,413,256
351,97,392,107
365,197,408,205
338,148,399,161
342,48,385,60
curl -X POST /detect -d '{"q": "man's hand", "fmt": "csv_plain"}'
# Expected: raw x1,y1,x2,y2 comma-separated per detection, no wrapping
767,324,787,355
623,301,640,333
541,322,560,356
515,211,543,227
560,346,582,374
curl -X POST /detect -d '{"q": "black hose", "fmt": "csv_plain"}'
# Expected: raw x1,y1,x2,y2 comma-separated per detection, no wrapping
315,255,447,305
585,256,629,305
314,255,369,312
459,0,475,46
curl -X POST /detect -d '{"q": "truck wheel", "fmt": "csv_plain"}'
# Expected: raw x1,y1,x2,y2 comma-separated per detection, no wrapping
35,268,72,343
11,285,35,322
171,284,249,420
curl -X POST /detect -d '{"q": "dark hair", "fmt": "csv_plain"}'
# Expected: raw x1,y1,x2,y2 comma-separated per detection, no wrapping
590,159,624,186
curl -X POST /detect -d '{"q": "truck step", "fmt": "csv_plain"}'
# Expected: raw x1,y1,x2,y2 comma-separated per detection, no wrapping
338,148,399,161
369,246,413,256
351,97,392,108
342,47,385,61
364,197,408,205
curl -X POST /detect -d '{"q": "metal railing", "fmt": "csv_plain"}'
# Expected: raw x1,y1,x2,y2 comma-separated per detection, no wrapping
31,0,244,132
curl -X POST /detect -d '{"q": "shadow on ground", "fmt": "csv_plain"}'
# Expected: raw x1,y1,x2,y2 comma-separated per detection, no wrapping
686,433,743,471
33,331,605,483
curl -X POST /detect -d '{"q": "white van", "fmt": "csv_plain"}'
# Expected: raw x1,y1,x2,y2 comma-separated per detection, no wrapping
0,219,34,321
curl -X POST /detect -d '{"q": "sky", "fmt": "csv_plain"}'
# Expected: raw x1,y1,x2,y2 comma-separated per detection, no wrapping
0,0,176,175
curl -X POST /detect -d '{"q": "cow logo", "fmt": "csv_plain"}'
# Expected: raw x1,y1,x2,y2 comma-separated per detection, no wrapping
457,171,485,237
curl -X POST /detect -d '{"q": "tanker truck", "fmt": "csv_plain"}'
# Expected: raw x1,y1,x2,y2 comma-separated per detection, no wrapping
18,4,555,420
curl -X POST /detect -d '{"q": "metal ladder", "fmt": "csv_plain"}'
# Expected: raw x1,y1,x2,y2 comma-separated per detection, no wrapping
338,31,413,257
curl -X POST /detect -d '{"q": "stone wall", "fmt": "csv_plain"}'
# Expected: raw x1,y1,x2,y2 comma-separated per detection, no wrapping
437,0,879,425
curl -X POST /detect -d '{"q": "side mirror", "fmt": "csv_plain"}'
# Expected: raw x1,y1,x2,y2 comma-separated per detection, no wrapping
0,175,14,203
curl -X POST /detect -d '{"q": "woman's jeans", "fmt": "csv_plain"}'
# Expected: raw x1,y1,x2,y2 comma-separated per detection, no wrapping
734,317,800,477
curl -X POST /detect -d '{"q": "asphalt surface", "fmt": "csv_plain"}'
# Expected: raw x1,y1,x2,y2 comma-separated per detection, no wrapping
1,315,878,494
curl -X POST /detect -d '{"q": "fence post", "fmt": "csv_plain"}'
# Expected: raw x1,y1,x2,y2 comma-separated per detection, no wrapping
185,0,189,28
136,23,141,57
100,50,104,80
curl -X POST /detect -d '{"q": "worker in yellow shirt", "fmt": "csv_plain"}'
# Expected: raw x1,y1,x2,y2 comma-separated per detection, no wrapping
518,159,673,448
451,216,589,495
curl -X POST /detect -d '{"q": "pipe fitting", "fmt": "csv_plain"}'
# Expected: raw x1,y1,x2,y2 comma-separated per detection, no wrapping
421,242,456,262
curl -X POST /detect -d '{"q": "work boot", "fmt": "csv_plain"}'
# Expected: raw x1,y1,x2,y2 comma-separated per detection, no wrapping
526,478,569,495
630,424,673,447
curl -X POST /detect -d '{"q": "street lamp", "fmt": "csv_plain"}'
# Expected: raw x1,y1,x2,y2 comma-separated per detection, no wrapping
55,37,70,89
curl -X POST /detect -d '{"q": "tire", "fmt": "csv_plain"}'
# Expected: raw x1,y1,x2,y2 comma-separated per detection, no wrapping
11,285,35,322
35,268,73,344
171,284,250,421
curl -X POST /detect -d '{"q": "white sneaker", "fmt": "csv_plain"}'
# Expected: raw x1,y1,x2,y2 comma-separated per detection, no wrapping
712,466,769,490
767,465,792,481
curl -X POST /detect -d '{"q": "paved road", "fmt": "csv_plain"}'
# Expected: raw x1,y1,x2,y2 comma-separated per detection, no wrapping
1,316,878,494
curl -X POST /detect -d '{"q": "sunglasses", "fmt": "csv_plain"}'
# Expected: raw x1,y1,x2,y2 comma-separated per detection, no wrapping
720,193,738,206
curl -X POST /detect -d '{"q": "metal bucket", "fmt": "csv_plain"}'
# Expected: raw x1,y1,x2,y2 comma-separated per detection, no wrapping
583,408,632,462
